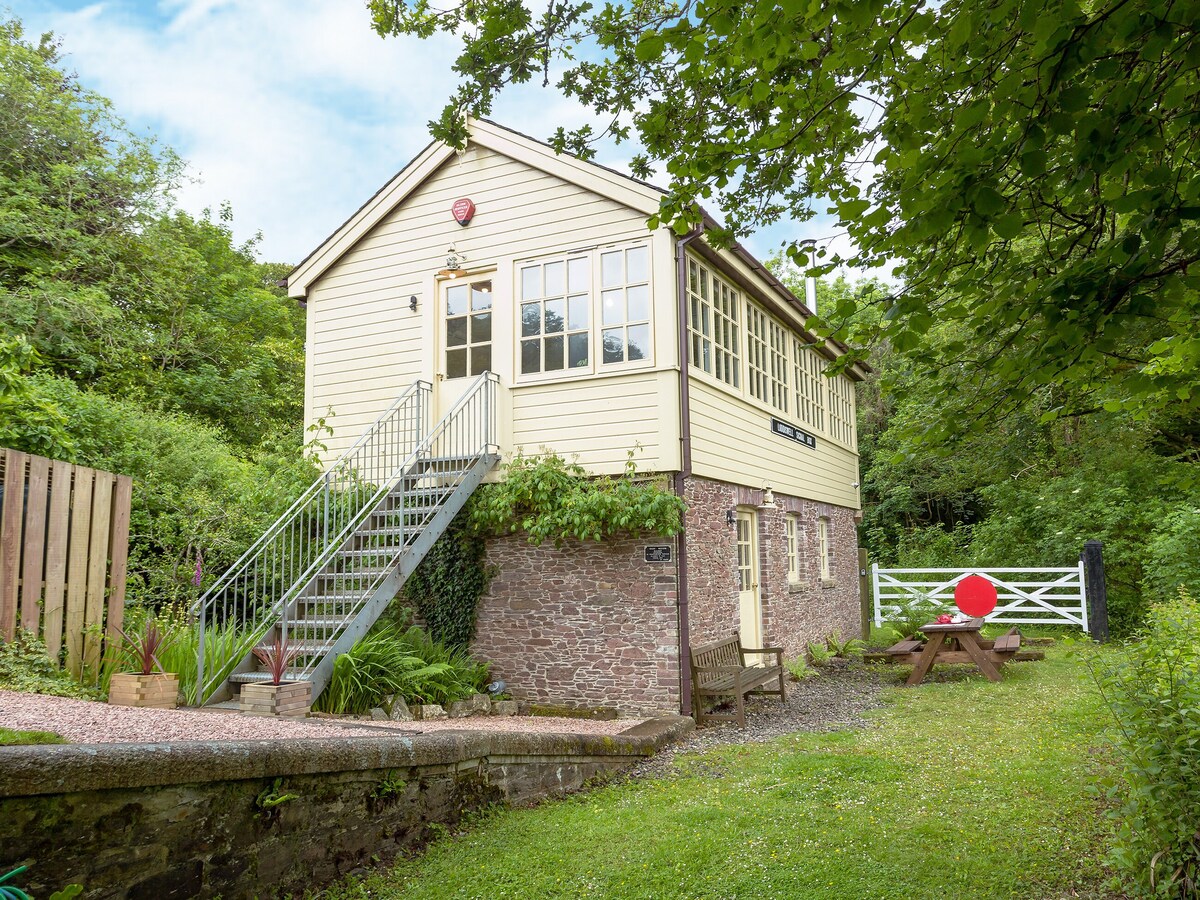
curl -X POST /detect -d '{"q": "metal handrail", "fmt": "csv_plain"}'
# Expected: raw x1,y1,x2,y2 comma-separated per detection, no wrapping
195,380,431,701
283,371,498,682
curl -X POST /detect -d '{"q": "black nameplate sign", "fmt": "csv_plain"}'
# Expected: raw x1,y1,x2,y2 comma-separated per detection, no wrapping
644,545,673,563
770,417,817,449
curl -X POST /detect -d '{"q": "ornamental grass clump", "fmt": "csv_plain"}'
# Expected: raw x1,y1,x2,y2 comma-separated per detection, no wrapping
1095,588,1200,898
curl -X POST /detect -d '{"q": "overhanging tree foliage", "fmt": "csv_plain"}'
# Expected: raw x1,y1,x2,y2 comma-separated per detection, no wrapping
370,0,1200,441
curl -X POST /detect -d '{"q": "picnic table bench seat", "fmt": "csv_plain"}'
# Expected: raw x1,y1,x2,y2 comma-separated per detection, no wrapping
864,625,1045,675
689,633,785,728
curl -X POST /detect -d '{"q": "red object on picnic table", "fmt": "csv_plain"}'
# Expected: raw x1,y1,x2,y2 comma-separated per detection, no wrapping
935,614,953,624
955,574,999,617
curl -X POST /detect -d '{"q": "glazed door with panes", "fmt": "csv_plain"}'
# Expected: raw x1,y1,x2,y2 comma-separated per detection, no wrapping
435,276,493,447
736,509,764,657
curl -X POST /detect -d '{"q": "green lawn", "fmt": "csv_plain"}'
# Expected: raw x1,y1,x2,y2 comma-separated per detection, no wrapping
0,726,66,745
327,649,1115,900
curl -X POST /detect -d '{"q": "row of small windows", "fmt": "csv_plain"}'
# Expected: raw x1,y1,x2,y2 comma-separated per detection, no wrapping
687,258,856,448
786,514,832,583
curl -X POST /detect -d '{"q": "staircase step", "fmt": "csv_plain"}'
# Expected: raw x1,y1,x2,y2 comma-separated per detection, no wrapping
230,670,312,684
255,641,332,654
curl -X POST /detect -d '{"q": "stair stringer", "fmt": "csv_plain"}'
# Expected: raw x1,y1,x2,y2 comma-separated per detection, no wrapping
301,451,498,700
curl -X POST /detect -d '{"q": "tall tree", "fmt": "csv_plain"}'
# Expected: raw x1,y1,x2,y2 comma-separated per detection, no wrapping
370,0,1200,442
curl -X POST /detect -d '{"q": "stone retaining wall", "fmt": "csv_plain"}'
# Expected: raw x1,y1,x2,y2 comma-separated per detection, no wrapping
0,718,690,899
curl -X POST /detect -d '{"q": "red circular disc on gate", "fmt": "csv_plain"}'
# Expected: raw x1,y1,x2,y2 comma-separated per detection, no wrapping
954,575,998,618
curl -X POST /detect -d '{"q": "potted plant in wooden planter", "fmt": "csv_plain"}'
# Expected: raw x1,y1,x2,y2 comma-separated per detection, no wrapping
109,622,179,709
240,635,310,717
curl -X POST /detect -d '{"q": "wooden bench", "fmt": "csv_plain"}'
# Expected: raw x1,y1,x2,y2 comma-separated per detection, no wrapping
689,633,785,728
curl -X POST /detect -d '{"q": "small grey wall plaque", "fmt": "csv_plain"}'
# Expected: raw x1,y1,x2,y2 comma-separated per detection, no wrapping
644,545,673,563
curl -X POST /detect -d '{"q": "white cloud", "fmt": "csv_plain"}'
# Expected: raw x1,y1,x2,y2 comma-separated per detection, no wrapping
11,0,891,283
20,0,463,262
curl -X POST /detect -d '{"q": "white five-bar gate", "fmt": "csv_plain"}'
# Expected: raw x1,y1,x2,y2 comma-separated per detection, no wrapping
872,564,1089,630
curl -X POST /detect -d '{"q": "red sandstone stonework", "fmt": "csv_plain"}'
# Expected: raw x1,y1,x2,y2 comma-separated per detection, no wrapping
470,534,681,714
684,476,861,664
470,477,861,713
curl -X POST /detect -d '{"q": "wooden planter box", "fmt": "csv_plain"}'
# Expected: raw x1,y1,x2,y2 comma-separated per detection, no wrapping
240,681,311,718
109,673,179,710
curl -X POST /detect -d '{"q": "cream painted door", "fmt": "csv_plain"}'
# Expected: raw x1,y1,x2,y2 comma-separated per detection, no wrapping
736,508,763,655
430,275,494,461
435,275,494,420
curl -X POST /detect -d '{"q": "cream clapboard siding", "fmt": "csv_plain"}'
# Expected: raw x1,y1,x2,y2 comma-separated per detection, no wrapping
689,378,861,509
305,142,676,474
510,370,678,473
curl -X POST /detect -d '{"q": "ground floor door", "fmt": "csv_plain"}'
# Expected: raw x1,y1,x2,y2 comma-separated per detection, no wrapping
736,508,763,655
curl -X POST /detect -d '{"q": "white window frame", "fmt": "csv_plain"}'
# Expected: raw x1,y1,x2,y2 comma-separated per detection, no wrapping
786,514,801,584
517,253,593,380
687,260,741,388
793,339,825,433
514,241,653,384
598,243,654,370
818,516,831,581
827,372,857,449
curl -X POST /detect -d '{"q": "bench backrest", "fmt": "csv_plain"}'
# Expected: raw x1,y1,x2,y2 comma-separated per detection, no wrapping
690,634,744,671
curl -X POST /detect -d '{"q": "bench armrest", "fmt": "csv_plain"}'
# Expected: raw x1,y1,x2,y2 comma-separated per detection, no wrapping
740,646,784,666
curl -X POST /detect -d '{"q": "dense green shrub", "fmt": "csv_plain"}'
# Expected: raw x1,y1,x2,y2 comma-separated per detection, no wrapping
0,633,99,700
314,626,490,715
20,376,317,609
1096,589,1200,897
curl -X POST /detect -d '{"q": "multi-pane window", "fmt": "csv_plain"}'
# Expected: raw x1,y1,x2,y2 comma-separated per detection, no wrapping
746,306,769,404
786,515,800,583
768,320,790,413
600,244,651,365
747,306,788,413
687,260,740,387
818,517,831,580
519,256,590,375
445,279,492,378
793,341,825,432
827,372,856,447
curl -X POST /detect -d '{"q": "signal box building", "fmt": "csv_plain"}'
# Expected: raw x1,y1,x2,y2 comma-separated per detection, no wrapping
288,119,867,715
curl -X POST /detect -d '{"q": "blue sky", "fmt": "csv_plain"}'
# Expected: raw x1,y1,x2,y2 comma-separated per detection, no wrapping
7,0,844,268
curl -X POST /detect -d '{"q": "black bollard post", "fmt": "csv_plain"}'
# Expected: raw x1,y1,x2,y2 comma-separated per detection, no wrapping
1082,539,1109,642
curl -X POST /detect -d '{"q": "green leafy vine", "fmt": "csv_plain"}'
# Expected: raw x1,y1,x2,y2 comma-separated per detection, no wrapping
468,448,686,546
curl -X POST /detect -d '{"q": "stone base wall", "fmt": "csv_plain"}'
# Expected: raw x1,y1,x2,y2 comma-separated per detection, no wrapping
471,534,681,714
684,475,861,664
0,723,689,899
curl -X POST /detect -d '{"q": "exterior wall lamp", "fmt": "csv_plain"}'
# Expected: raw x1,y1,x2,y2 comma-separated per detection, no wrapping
725,509,736,526
409,295,418,312
437,247,469,279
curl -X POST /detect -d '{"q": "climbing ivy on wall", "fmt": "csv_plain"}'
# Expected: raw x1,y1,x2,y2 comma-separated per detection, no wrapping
403,514,492,650
404,450,686,646
468,449,686,546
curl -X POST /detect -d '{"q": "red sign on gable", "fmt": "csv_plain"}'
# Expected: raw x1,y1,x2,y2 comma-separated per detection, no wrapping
451,198,475,226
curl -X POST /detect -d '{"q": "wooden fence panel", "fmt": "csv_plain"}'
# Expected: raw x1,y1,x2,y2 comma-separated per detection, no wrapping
106,475,133,641
20,455,49,637
64,467,93,677
0,450,24,641
0,449,132,672
42,459,73,660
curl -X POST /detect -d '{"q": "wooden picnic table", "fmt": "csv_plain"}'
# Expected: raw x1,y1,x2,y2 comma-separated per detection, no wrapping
901,619,1028,686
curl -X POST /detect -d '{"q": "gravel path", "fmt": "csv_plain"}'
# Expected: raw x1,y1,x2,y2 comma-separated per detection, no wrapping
0,690,642,744
627,664,888,779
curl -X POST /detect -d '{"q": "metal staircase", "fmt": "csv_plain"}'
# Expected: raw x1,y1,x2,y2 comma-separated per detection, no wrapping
193,372,499,706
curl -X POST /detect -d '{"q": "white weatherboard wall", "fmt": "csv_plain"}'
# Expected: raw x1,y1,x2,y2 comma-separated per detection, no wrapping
304,141,680,476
